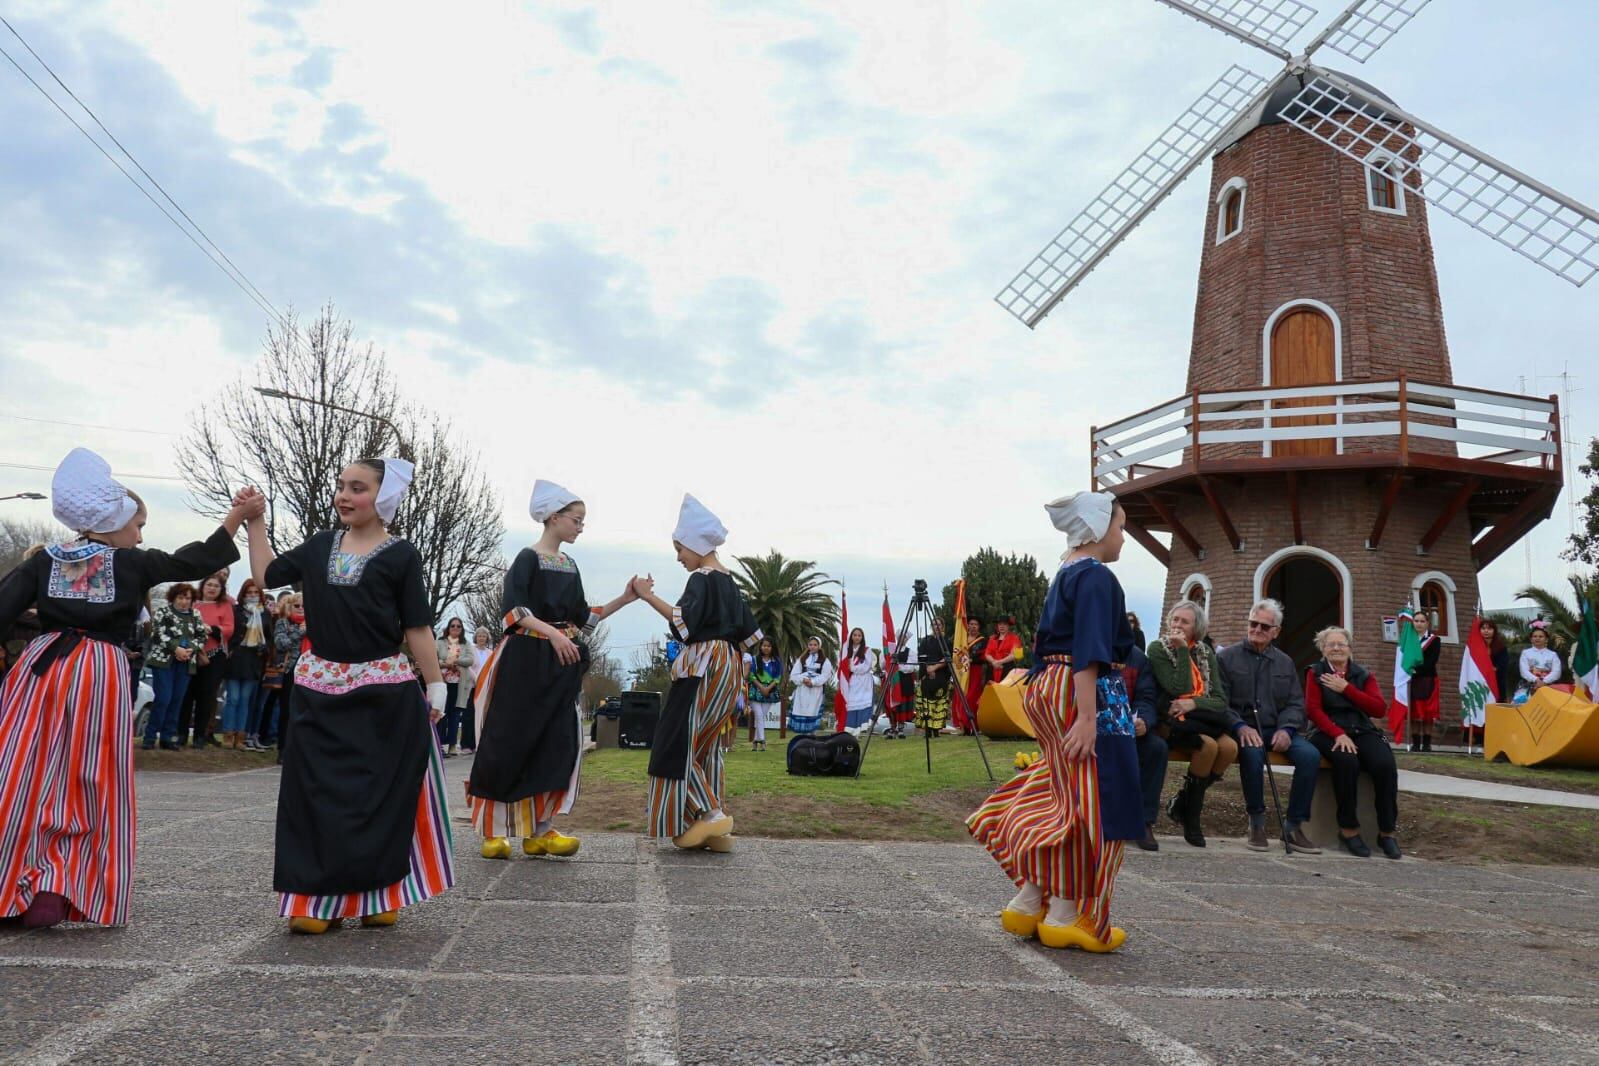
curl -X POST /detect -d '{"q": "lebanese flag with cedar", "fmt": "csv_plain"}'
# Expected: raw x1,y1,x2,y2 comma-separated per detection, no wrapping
882,591,907,722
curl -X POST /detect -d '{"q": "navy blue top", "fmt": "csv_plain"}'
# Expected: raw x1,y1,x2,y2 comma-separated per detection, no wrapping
1032,558,1135,671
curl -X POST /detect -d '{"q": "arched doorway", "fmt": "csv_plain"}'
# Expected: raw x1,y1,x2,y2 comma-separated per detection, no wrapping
1264,554,1343,672
1267,305,1337,457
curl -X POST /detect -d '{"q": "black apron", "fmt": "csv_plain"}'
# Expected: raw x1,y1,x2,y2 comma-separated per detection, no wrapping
468,636,590,800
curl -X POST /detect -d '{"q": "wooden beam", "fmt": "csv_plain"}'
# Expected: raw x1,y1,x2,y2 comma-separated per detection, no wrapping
1287,471,1304,545
1145,494,1204,559
1366,471,1405,549
1471,486,1556,568
1123,519,1171,568
1197,476,1242,552
1417,477,1478,554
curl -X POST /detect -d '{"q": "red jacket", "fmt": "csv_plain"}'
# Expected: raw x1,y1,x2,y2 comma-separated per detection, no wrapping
1304,666,1385,738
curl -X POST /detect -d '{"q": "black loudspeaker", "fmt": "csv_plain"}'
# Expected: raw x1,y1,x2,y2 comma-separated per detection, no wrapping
619,690,661,750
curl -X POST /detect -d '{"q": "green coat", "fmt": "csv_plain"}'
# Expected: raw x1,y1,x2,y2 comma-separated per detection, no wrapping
1145,639,1231,726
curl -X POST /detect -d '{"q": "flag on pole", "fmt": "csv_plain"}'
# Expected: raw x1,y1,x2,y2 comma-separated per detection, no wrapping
834,587,850,726
952,580,972,694
1574,597,1599,703
881,589,906,721
1459,615,1499,730
1387,606,1424,738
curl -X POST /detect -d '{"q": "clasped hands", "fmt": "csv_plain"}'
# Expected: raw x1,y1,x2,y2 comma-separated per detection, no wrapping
625,574,655,601
229,485,267,521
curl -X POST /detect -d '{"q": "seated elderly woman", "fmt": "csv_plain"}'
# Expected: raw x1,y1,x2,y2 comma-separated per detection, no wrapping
1304,626,1400,859
1146,599,1236,848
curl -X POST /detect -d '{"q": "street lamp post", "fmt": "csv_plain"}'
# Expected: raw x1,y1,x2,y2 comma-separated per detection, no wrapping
253,387,414,462
0,492,47,503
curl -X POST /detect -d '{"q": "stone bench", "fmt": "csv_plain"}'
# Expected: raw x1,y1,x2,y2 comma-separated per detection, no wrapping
1168,746,1380,848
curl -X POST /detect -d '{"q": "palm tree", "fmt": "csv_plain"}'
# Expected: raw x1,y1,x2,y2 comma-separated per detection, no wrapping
1492,575,1599,652
733,551,842,669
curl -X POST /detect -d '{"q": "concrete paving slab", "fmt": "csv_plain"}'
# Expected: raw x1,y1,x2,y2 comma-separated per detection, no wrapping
0,758,1594,1064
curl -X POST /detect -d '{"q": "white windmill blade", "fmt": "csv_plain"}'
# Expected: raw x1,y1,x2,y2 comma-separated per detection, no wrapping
1304,0,1434,64
1280,67,1599,286
1152,0,1318,59
997,65,1274,328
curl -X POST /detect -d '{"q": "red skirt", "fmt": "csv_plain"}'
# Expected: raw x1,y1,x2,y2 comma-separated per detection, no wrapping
0,634,135,925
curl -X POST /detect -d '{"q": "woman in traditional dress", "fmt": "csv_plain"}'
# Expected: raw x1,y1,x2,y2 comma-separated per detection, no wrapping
839,627,877,734
954,616,987,734
242,459,453,934
0,448,254,928
634,495,761,850
787,636,833,736
968,491,1140,953
468,480,641,860
1516,619,1562,703
983,617,1023,682
746,637,782,751
1409,611,1443,751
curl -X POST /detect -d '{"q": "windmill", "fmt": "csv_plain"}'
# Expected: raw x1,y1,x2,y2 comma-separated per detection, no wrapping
997,0,1599,329
995,0,1583,730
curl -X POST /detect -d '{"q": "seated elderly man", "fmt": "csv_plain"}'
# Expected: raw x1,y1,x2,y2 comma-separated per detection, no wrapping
1218,598,1322,854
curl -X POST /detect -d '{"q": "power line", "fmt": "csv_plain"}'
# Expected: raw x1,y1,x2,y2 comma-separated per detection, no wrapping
0,412,175,437
0,461,185,483
0,21,286,330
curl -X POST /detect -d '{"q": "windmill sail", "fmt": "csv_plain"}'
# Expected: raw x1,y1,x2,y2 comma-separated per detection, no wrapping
996,65,1272,327
1316,0,1434,64
1279,68,1599,287
1153,0,1318,57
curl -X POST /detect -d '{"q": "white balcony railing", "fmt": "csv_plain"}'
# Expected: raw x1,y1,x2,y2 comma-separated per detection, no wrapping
1091,377,1560,488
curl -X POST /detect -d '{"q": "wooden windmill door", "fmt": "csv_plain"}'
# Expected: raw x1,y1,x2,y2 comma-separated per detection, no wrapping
1268,307,1336,457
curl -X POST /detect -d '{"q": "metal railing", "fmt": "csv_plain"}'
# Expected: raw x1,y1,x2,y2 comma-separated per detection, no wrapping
1090,375,1560,488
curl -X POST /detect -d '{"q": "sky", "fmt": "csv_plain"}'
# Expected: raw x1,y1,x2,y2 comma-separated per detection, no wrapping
1,0,1596,667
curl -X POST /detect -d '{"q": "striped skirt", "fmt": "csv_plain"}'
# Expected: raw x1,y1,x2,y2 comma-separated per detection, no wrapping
279,730,453,920
0,635,135,926
646,641,739,839
967,661,1124,937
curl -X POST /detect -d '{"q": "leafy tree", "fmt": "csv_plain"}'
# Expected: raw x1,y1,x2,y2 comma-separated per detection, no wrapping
732,551,841,670
1497,576,1599,654
1565,436,1599,567
940,547,1049,638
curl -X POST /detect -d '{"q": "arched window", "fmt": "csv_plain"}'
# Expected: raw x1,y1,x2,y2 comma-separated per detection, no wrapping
1254,546,1354,672
1410,570,1458,643
1366,156,1405,215
1180,572,1213,611
1215,177,1246,244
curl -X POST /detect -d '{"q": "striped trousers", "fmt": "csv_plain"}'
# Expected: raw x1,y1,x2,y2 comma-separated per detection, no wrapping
646,642,739,839
967,662,1124,938
0,635,135,925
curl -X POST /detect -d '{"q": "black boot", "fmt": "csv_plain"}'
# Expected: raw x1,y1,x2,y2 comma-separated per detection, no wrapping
1178,773,1211,848
1164,777,1190,829
1421,735,1432,753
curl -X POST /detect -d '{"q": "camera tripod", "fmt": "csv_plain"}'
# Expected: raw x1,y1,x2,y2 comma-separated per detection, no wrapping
854,580,993,782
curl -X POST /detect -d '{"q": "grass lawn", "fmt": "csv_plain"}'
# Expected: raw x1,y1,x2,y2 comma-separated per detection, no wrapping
1393,752,1599,796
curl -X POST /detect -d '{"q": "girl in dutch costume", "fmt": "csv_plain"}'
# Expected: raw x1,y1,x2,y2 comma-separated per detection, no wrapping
0,448,254,928
468,480,644,860
242,460,454,934
633,495,761,851
968,491,1141,953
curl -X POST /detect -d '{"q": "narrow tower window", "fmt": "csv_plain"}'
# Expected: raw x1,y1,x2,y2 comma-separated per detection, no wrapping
1215,178,1246,244
1367,157,1405,215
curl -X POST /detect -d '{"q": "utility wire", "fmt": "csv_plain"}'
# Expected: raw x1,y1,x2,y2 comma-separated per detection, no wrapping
0,460,185,482
0,412,176,437
0,14,286,326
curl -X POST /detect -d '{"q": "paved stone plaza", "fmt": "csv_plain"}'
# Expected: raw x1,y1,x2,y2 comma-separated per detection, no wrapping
1,762,1596,1065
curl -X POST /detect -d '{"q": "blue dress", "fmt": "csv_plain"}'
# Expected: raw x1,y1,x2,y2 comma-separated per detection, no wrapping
1031,558,1144,842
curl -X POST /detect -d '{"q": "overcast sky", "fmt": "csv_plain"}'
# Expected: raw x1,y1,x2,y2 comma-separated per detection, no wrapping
2,1,1595,663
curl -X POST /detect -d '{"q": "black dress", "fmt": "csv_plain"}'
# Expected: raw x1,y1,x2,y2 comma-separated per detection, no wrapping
265,530,453,916
466,549,594,837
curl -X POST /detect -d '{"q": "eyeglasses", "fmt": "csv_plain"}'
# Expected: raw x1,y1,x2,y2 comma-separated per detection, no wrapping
1247,620,1277,631
1322,641,1349,650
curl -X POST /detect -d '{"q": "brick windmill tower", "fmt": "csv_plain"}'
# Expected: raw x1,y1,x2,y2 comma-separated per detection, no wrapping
997,0,1598,717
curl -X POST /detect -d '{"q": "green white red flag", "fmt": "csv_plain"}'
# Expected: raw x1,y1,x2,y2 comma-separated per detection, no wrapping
1386,607,1424,738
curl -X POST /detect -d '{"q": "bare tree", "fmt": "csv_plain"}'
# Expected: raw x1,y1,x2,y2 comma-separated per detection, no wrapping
180,304,505,619
581,620,625,708
0,517,69,576
460,571,506,635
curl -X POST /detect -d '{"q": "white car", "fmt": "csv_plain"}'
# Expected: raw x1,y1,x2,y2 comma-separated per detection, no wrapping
132,675,154,739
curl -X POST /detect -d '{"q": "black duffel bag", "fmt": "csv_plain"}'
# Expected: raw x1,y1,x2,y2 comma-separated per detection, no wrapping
786,732,861,777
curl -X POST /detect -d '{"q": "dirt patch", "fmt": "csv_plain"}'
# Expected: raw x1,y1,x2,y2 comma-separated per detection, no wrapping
134,746,279,773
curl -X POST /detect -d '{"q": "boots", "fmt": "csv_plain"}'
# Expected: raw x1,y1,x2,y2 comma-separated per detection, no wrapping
1421,735,1433,753
1173,772,1212,848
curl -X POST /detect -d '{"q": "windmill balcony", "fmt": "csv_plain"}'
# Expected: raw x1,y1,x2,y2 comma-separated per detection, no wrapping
1091,374,1563,569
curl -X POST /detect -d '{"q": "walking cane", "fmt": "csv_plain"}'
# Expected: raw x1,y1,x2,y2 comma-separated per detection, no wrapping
1248,701,1292,856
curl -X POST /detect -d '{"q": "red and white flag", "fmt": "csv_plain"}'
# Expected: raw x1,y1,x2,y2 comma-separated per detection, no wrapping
833,588,850,725
882,590,906,720
1459,616,1499,729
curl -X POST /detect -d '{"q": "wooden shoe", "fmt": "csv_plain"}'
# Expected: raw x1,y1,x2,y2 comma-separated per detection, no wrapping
1037,917,1126,953
702,835,734,853
360,910,398,928
288,916,333,935
481,836,512,860
527,830,580,857
1000,907,1045,939
674,813,733,850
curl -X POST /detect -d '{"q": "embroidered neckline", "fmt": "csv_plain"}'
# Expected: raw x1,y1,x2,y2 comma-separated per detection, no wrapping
45,539,112,563
327,529,401,587
536,550,578,574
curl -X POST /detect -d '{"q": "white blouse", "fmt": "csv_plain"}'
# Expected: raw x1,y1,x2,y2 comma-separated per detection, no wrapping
1519,646,1561,687
788,654,835,717
837,649,878,710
